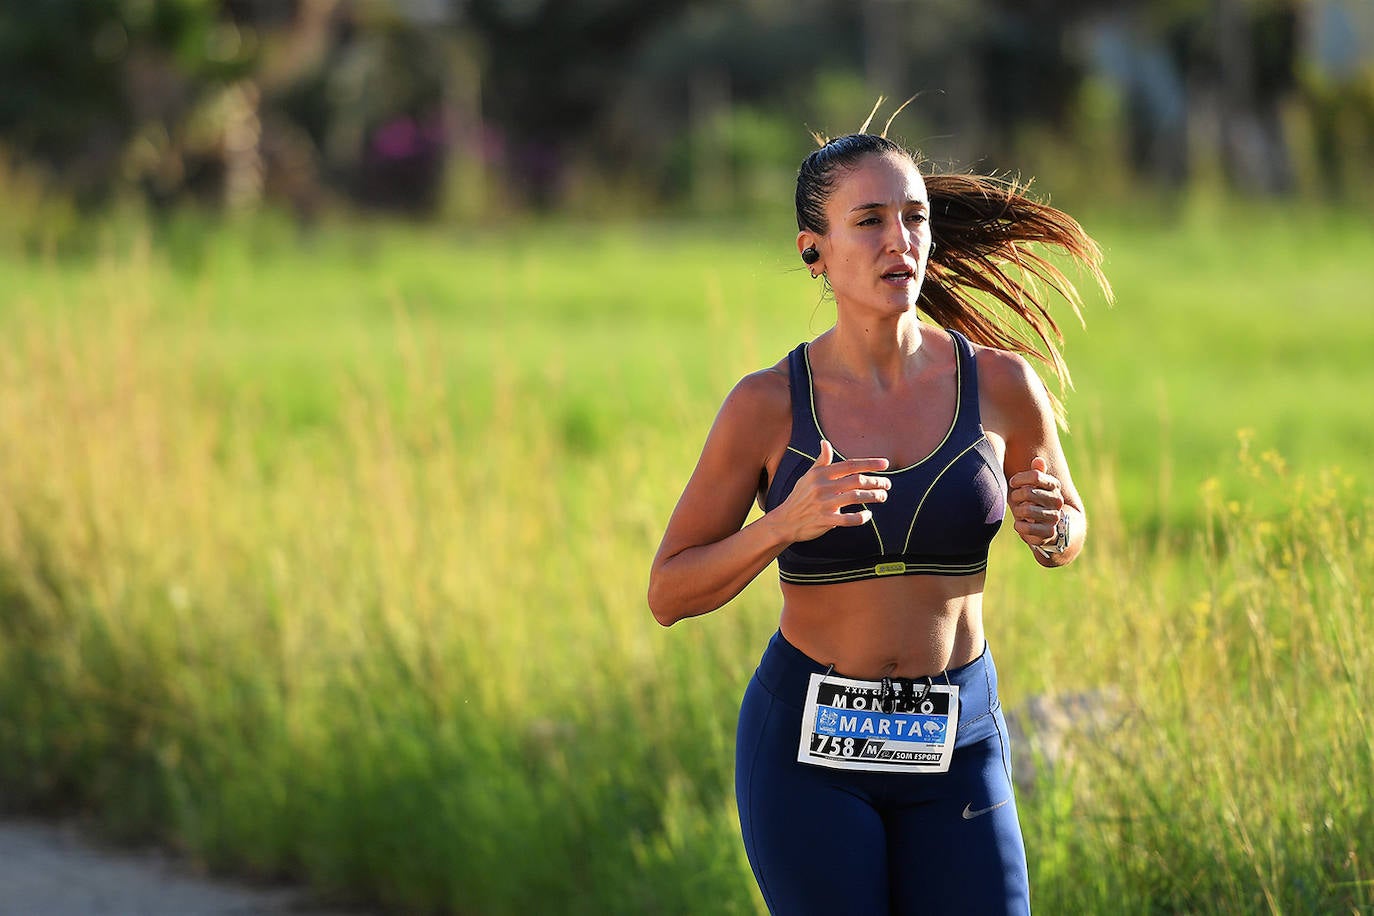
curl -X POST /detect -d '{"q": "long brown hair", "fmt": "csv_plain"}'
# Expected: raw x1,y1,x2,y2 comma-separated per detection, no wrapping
796,112,1112,421
922,171,1111,396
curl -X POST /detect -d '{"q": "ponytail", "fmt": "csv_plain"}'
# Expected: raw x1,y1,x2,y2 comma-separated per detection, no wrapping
922,171,1112,419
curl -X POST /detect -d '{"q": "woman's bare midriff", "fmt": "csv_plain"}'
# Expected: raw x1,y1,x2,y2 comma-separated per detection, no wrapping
778,573,987,680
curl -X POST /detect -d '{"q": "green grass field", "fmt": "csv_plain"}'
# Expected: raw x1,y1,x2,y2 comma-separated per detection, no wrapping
0,203,1371,913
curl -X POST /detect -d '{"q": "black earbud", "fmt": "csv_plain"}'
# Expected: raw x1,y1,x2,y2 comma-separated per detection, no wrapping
801,247,820,265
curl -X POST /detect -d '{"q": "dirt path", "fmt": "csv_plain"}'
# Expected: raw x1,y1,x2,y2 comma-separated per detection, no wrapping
0,818,361,916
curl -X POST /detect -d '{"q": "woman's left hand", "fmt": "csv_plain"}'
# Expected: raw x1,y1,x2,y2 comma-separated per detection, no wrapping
1007,456,1065,552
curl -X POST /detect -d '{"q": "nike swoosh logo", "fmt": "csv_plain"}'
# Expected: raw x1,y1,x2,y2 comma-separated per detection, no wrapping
961,799,1011,820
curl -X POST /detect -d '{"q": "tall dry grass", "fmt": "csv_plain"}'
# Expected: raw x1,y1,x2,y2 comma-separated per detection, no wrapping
0,225,1370,913
0,263,754,911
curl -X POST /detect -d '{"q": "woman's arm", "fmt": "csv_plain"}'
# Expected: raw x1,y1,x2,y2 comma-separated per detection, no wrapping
978,348,1087,567
648,367,891,625
648,369,791,625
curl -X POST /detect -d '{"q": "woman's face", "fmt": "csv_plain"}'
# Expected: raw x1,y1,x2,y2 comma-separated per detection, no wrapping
803,152,931,317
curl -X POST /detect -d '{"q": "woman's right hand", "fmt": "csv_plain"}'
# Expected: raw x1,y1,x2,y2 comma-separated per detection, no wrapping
773,439,890,542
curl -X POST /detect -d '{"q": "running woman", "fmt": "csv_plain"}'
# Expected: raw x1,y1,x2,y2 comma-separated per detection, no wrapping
648,104,1111,915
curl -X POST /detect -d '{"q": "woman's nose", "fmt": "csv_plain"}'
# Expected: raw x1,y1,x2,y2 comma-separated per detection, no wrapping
887,220,912,253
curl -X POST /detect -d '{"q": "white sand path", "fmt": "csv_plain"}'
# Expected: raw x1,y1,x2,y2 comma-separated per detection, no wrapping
0,818,362,916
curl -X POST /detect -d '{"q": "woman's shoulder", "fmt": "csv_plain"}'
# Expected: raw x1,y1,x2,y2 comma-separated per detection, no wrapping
966,339,1054,428
720,356,792,426
694,356,794,473
967,341,1038,391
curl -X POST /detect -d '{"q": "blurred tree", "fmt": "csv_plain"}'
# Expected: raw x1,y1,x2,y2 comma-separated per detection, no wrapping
0,0,258,205
299,7,453,213
1082,0,1200,188
972,0,1101,171
0,0,119,202
602,2,863,207
1299,0,1374,197
460,0,704,207
1212,0,1301,193
4,0,1356,216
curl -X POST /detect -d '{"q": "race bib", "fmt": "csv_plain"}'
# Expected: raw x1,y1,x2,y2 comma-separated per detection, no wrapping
797,672,958,773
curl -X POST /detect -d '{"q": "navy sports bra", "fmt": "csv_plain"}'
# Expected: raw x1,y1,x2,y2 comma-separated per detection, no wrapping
764,329,1007,584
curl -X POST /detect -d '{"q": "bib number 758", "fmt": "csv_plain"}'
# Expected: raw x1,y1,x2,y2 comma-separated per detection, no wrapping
812,735,855,757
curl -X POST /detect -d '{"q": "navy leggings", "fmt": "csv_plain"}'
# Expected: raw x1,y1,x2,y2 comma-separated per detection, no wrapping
735,630,1030,915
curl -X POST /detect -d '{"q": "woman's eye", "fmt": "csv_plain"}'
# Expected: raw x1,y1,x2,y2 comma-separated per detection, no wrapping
906,212,928,223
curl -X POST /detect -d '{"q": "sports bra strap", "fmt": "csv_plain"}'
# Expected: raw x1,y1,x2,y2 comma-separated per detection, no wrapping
785,343,820,454
948,328,982,439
